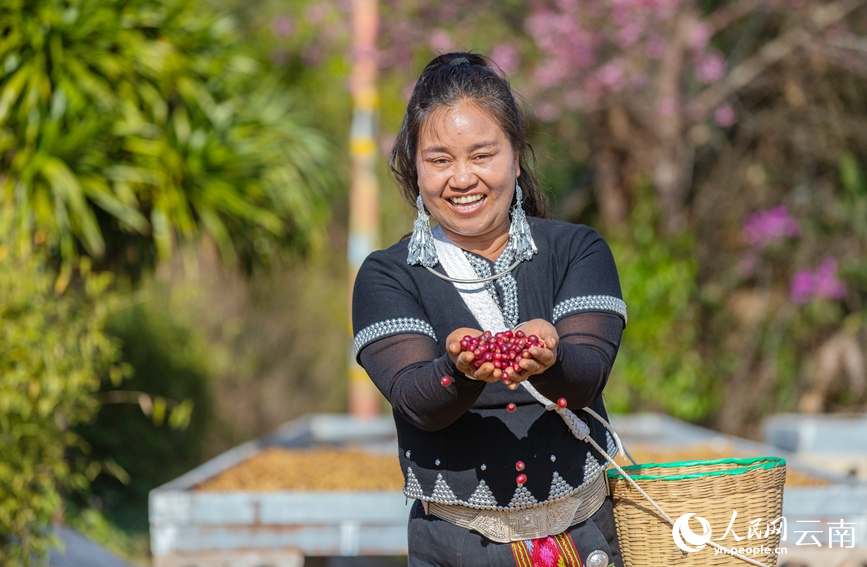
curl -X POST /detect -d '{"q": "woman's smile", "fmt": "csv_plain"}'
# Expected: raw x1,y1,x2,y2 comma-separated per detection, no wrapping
448,193,486,211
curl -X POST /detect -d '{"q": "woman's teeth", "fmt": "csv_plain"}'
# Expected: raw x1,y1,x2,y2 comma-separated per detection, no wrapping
450,194,484,206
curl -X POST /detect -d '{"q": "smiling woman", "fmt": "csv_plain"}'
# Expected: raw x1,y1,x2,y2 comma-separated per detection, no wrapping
352,53,628,567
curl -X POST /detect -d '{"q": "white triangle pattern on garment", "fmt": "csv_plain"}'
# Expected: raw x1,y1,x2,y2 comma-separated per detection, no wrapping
507,485,540,509
467,480,499,509
583,451,603,485
404,467,424,499
548,471,574,500
431,473,460,504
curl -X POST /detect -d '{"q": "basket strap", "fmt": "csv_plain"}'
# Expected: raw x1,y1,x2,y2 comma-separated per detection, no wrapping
520,381,636,464
520,383,772,567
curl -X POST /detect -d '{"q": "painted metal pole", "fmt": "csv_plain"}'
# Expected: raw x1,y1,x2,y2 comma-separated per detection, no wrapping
347,0,381,417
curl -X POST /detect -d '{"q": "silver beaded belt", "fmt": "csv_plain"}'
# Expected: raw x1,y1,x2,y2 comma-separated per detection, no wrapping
426,470,608,543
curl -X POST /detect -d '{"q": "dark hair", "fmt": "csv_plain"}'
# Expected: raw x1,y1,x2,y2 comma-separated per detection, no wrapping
390,52,548,218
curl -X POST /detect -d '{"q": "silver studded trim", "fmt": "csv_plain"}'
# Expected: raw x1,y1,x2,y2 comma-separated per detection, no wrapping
467,480,498,509
547,471,574,501
403,458,610,511
431,473,459,504
405,467,424,499
584,451,604,483
552,295,627,325
606,431,617,458
507,485,539,510
353,317,437,357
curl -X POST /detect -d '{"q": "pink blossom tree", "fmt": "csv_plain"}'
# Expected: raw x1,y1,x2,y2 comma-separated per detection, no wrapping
523,0,866,230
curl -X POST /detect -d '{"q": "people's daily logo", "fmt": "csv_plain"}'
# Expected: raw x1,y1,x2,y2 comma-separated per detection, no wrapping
673,513,713,552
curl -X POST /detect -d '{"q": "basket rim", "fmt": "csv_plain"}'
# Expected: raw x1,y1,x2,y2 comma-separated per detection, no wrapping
606,456,786,482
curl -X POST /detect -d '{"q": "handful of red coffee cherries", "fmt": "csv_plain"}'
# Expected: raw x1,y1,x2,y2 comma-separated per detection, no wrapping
458,329,545,382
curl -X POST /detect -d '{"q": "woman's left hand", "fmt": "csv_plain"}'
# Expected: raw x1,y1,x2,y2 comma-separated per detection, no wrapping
502,319,558,390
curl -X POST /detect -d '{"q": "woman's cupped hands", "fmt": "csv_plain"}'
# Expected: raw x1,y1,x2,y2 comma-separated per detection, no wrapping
446,319,558,390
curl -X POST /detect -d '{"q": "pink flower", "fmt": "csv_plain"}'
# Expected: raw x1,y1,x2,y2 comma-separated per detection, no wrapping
646,35,666,59
657,97,678,117
428,29,452,54
271,16,295,39
535,61,565,88
742,205,801,249
789,258,847,304
688,22,713,51
695,52,727,84
597,60,625,90
617,22,643,48
535,102,562,122
491,43,520,75
715,104,737,127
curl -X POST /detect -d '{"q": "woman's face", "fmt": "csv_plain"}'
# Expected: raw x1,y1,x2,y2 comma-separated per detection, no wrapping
415,101,519,251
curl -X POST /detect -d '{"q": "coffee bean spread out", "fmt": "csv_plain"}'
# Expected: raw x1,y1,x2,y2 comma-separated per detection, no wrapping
196,448,404,491
459,329,544,381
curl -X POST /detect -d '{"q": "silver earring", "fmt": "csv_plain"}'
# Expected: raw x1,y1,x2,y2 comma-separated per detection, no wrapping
508,181,538,261
406,195,439,267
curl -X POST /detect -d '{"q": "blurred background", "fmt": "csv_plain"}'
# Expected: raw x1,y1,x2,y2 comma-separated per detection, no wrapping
1,0,866,564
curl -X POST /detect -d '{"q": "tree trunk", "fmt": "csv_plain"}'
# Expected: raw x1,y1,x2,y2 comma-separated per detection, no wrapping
587,108,629,227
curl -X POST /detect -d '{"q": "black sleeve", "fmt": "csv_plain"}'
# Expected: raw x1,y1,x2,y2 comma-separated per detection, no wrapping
352,251,486,431
358,334,486,431
528,312,624,407
528,228,627,407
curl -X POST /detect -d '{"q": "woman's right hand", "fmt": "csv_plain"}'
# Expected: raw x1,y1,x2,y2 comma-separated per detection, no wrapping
446,327,504,384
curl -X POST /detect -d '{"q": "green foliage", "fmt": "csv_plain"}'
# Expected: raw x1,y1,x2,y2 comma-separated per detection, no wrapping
0,0,332,267
606,187,710,420
76,298,213,532
0,248,117,565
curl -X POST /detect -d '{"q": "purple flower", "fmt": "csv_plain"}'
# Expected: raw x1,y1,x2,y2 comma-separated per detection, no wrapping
789,270,814,304
742,205,801,249
813,258,847,300
789,257,847,304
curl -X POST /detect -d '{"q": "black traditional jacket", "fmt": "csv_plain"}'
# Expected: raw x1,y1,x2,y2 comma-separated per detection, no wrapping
352,217,627,512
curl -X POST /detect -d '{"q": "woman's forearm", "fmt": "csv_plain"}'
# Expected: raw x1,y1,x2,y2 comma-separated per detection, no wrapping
359,334,486,431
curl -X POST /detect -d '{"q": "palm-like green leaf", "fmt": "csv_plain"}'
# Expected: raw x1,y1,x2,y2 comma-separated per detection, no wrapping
0,0,332,265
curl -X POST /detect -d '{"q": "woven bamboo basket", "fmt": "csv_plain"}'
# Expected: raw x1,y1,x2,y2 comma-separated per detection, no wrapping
607,457,786,567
